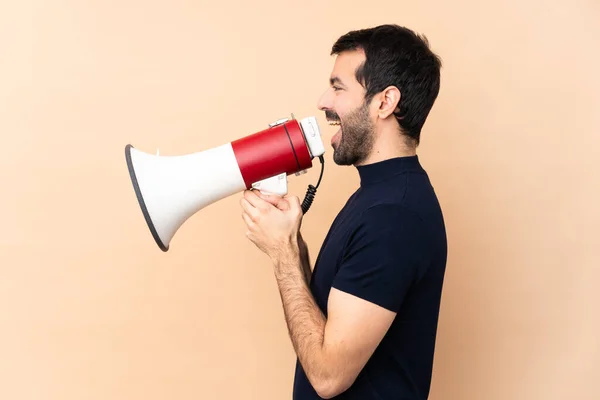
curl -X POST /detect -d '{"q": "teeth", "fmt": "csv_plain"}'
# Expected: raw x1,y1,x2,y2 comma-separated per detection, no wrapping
328,121,341,126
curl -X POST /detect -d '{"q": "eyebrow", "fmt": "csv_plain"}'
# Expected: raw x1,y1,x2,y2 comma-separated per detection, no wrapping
330,76,347,88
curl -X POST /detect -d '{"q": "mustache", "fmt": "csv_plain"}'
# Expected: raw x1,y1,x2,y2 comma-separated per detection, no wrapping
325,110,340,122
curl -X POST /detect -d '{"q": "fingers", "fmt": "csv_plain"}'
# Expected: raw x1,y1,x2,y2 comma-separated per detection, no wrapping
240,190,275,224
240,202,259,242
243,190,271,211
240,196,260,223
255,190,284,207
240,190,300,226
241,211,255,235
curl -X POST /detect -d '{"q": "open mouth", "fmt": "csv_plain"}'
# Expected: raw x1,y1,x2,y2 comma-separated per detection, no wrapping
327,119,342,146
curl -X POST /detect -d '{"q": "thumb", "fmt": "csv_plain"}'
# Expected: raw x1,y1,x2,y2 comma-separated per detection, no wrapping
284,194,302,213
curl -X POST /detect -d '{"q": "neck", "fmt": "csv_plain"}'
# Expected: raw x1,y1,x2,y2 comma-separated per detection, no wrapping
355,125,417,167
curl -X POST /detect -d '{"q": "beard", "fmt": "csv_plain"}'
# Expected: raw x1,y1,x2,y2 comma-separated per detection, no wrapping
327,101,375,166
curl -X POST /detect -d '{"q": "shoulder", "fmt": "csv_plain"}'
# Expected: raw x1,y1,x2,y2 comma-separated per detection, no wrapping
352,203,425,236
342,203,429,260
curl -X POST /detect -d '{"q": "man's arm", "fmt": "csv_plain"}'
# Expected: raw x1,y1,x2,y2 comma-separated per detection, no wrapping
239,191,412,398
272,242,396,399
297,231,312,284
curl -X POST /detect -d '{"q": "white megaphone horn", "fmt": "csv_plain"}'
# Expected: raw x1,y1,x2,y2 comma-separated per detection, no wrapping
125,114,326,252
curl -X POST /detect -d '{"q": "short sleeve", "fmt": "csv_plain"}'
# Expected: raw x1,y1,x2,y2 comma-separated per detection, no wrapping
331,205,429,312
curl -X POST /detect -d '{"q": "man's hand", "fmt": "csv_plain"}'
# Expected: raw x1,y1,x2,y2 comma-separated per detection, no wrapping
240,190,303,261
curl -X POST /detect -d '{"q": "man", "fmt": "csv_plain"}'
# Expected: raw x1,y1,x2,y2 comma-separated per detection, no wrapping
240,24,447,399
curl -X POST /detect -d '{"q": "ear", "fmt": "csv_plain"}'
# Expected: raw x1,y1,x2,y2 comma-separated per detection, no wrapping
377,86,401,119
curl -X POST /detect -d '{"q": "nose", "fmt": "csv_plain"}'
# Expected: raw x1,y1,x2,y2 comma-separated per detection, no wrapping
317,88,333,111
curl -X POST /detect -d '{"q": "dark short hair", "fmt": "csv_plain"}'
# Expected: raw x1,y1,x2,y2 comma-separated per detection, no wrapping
331,24,442,145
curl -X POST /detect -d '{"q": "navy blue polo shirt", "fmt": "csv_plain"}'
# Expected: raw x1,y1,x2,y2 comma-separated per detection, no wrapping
292,155,447,399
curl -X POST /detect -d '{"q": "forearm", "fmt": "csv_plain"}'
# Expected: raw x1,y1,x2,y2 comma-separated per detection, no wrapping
297,232,312,284
272,242,336,393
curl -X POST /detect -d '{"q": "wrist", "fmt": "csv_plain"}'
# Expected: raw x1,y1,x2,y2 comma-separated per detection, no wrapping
271,233,300,259
272,240,302,275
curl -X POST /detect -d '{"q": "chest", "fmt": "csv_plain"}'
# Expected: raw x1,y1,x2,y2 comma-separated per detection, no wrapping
308,204,361,315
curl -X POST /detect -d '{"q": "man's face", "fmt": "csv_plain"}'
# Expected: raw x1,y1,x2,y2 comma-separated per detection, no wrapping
317,49,375,166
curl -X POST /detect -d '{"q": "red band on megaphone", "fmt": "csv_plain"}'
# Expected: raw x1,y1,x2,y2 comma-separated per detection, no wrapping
231,120,313,189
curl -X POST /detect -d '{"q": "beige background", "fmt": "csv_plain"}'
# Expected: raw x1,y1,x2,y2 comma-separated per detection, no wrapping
1,0,599,399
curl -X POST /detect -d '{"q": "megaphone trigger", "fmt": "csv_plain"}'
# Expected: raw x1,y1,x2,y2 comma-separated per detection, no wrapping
251,172,288,196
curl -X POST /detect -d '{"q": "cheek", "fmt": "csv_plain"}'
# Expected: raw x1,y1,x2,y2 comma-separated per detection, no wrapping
336,94,362,119
338,97,354,113
335,108,349,124
333,93,352,111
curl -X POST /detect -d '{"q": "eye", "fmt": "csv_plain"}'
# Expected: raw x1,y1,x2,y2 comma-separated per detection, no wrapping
332,86,342,91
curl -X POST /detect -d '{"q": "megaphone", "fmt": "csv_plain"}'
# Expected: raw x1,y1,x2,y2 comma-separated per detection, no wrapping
125,114,325,252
